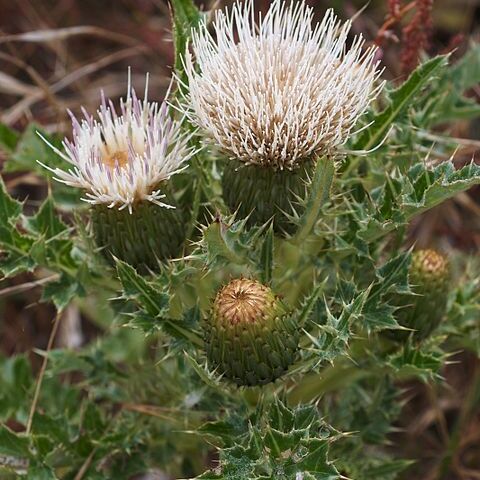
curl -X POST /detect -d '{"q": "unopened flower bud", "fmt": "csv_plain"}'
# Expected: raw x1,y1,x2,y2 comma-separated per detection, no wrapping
204,278,299,386
222,160,313,234
91,198,185,272
391,249,450,341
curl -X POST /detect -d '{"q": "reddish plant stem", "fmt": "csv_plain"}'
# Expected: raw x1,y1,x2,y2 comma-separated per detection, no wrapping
375,1,417,47
401,0,434,74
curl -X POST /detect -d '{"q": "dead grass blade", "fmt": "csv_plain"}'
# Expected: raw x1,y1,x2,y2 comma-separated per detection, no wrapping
0,26,139,46
0,71,38,96
1,45,148,125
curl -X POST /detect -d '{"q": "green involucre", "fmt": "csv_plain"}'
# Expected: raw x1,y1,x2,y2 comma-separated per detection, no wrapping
91,200,185,273
222,159,314,236
204,278,299,386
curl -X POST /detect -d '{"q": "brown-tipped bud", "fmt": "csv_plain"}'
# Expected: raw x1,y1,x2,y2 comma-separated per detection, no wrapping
392,249,451,341
204,278,299,386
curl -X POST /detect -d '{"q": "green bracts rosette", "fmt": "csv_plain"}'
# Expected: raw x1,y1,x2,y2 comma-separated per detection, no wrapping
222,160,313,236
91,200,185,273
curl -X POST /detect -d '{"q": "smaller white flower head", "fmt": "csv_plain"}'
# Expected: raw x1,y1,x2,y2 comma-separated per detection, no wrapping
40,75,194,212
184,0,383,170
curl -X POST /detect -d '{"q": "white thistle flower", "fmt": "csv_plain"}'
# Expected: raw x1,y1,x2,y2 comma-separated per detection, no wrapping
184,0,383,170
40,76,194,212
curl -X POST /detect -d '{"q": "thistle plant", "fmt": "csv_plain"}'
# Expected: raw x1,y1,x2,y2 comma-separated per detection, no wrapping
40,76,193,271
184,0,382,234
0,0,480,479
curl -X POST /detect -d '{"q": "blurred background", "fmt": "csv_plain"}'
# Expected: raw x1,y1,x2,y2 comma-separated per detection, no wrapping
1,0,479,128
0,1,480,478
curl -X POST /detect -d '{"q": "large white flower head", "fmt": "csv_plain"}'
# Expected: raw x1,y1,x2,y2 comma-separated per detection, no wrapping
40,75,194,212
184,0,383,170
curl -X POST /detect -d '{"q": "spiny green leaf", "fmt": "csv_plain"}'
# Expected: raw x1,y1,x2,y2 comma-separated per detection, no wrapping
372,252,411,298
354,55,449,151
0,183,36,276
170,0,202,93
3,124,62,174
363,459,415,478
292,156,335,244
26,463,57,479
3,125,82,209
41,272,85,311
0,355,32,421
402,161,480,216
268,397,295,432
30,413,70,445
24,195,69,238
185,352,221,388
263,428,297,458
424,43,480,124
115,258,169,317
387,342,446,381
125,311,164,336
299,282,326,327
126,310,202,346
362,303,399,331
0,178,22,225
305,286,370,367
289,438,338,478
197,420,244,446
358,161,480,243
358,252,411,332
0,123,19,152
0,425,31,458
201,218,253,266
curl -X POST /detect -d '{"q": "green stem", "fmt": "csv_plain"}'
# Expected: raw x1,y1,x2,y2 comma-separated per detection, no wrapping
185,178,202,241
292,156,335,245
288,336,394,404
288,362,369,404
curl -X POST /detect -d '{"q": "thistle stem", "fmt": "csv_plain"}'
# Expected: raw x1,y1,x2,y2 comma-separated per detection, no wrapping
288,362,367,404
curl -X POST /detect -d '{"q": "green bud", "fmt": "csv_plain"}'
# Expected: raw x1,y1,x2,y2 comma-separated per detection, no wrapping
390,249,450,341
222,159,313,236
91,200,185,273
204,278,299,386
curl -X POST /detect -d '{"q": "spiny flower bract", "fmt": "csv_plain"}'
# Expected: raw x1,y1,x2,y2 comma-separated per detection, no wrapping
184,0,383,170
40,76,194,212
